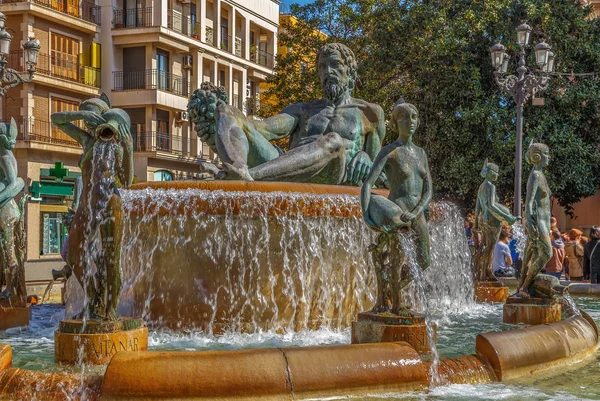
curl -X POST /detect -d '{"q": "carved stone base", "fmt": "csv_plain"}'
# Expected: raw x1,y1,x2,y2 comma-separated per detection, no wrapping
475,281,509,303
54,318,148,365
0,297,30,330
502,297,561,325
351,311,436,353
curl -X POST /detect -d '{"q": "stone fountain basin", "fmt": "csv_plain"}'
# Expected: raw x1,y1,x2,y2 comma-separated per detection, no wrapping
0,311,596,400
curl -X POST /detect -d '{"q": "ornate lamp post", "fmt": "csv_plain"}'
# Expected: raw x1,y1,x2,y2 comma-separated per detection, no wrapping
0,11,40,97
490,23,554,218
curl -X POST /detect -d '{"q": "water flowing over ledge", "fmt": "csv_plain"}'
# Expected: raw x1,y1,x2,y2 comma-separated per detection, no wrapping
67,182,475,333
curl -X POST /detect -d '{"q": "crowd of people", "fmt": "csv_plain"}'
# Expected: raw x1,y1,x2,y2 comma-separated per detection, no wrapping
464,213,600,283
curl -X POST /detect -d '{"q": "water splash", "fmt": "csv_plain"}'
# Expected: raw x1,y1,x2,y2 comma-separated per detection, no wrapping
397,233,440,384
562,292,581,317
512,222,527,257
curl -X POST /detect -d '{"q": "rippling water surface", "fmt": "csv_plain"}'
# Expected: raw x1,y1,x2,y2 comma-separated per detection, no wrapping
4,297,600,399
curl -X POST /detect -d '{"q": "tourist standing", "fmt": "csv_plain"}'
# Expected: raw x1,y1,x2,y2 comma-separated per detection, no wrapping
584,227,600,283
492,231,515,277
545,231,565,280
565,229,585,281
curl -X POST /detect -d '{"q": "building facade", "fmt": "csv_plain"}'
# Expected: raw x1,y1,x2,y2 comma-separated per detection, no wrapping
0,0,279,261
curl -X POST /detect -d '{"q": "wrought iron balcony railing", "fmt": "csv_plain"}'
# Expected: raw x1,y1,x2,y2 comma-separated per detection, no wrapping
113,69,191,97
7,50,101,88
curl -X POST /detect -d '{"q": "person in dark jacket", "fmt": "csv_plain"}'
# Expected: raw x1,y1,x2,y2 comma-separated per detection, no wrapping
583,226,600,283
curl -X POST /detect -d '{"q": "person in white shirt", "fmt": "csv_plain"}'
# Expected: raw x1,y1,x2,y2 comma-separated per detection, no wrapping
492,231,515,277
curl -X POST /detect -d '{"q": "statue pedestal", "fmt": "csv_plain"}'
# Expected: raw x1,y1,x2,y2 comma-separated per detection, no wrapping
0,297,30,330
475,281,509,303
55,318,148,365
503,297,561,325
351,311,436,353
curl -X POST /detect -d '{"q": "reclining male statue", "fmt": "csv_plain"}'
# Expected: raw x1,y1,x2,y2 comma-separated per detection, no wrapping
187,43,385,186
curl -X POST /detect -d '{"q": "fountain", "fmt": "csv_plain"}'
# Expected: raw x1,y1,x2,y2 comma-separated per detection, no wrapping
0,42,598,401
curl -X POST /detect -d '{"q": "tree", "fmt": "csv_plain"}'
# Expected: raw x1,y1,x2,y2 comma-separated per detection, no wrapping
263,0,600,214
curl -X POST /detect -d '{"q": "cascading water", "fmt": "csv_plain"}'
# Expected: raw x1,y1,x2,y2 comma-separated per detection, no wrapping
512,221,527,257
66,184,476,335
397,233,440,384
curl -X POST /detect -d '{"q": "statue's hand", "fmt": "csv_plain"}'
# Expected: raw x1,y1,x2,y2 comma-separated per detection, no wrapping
507,215,517,225
82,111,106,131
347,151,373,185
400,212,417,223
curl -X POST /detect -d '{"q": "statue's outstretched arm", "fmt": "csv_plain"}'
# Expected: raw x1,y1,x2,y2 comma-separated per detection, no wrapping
412,155,432,216
0,151,24,209
252,106,299,141
51,111,102,145
487,184,515,223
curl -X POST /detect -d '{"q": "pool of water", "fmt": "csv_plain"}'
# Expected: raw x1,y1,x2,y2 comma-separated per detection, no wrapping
2,297,600,399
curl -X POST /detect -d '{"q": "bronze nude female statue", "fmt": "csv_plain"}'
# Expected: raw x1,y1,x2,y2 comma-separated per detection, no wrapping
473,160,517,281
51,94,133,320
361,100,432,314
517,142,552,298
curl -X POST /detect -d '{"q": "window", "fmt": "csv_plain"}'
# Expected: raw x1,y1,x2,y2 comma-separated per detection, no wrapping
219,70,225,87
156,49,170,91
51,32,80,81
41,212,66,255
154,170,173,181
51,97,81,145
220,17,229,50
156,109,170,151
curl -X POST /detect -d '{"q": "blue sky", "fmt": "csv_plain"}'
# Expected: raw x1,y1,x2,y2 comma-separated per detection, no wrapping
280,0,313,13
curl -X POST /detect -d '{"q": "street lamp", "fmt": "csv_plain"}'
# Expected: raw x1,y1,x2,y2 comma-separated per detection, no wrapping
490,24,554,219
0,12,39,97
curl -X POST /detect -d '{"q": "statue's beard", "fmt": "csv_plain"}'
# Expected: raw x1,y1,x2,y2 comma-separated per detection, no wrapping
324,80,347,102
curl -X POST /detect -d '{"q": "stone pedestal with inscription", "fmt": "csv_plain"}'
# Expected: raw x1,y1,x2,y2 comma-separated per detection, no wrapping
351,311,436,353
503,297,561,325
0,297,30,330
54,318,148,365
475,281,509,303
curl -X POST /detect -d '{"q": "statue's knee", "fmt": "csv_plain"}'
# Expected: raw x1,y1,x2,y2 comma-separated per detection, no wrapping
322,132,344,155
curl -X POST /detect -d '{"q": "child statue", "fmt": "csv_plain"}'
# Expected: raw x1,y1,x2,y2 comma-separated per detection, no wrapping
361,100,432,314
517,142,552,298
473,160,517,281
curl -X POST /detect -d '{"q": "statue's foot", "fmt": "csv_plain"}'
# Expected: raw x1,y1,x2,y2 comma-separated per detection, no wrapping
516,288,531,299
197,160,221,176
106,308,119,321
391,306,414,317
369,305,391,314
222,162,253,181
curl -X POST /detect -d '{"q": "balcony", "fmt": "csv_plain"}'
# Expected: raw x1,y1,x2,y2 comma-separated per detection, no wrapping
8,118,81,148
0,0,100,24
167,9,190,35
113,70,191,97
250,47,274,69
7,50,101,88
133,131,192,157
113,7,153,28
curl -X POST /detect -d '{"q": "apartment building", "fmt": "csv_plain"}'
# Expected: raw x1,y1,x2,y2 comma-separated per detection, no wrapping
0,0,279,261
